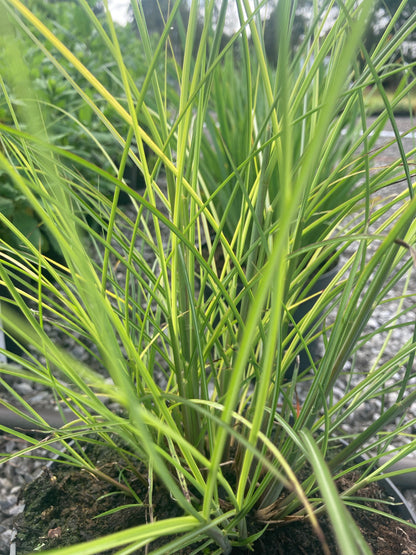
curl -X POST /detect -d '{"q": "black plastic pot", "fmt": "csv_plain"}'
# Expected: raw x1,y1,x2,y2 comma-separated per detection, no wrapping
379,471,416,522
337,438,416,523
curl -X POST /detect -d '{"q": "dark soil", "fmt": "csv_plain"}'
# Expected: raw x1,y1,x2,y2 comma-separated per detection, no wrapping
14,441,416,554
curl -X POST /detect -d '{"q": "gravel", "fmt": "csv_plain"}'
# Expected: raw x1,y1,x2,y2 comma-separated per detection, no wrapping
2,118,416,554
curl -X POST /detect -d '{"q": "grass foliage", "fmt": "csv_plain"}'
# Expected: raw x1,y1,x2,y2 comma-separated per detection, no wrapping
1,0,416,553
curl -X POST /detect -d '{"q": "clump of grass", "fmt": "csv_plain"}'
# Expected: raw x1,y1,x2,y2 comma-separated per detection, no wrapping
1,0,416,553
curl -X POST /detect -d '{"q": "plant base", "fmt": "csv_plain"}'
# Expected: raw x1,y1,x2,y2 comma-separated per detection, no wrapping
13,442,416,554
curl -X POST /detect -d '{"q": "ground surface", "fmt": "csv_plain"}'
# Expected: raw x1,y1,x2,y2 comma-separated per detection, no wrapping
13,439,416,554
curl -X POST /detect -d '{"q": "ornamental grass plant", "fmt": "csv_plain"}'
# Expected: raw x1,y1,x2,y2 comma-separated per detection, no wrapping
1,0,416,553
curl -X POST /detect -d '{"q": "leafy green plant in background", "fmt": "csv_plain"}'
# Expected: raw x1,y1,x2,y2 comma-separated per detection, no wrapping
0,0,173,262
0,0,171,252
0,0,416,554
0,177,45,250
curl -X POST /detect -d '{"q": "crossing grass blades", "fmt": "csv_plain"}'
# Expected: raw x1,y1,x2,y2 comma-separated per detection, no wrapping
2,0,416,553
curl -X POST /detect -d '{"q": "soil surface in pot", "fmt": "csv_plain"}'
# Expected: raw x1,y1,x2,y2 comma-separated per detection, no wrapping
14,441,416,554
